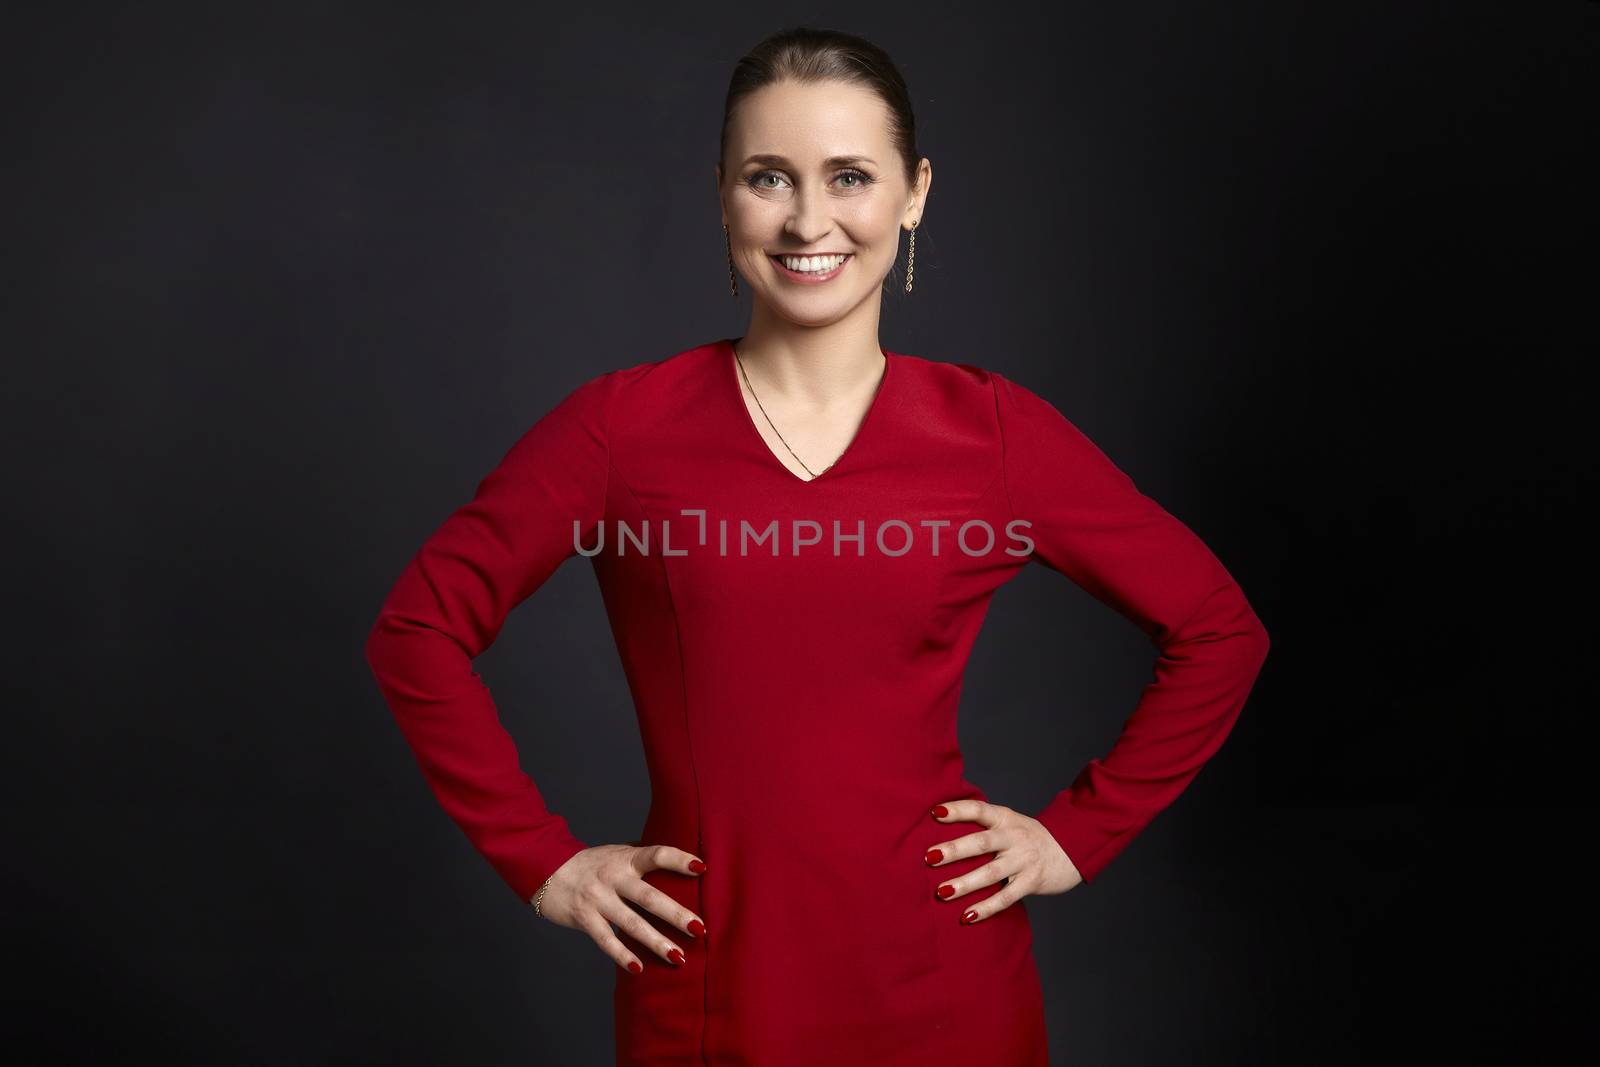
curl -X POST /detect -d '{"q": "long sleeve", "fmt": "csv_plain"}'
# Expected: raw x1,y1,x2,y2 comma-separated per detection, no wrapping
363,370,620,905
992,371,1271,885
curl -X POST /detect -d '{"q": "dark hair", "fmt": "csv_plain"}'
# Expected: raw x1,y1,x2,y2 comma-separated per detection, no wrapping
720,26,922,191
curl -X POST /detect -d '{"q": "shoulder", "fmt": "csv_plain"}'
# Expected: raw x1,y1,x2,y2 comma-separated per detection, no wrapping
890,351,1053,406
890,354,1129,496
557,351,670,409
891,350,997,390
973,366,1134,498
888,351,1076,436
489,342,723,484
887,349,1007,415
545,338,719,426
946,361,1081,442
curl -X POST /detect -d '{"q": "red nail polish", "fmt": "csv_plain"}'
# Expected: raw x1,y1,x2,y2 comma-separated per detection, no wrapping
669,948,686,965
936,883,954,899
688,859,707,873
688,919,706,936
931,805,948,818
961,910,978,924
628,960,642,974
924,848,943,865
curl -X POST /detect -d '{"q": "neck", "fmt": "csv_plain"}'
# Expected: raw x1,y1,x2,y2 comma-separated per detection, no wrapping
734,308,886,408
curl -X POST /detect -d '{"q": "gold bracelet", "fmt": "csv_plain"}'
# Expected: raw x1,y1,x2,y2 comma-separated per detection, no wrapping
532,873,555,917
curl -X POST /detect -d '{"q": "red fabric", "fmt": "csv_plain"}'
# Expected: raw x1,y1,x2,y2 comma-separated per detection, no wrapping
365,338,1270,1065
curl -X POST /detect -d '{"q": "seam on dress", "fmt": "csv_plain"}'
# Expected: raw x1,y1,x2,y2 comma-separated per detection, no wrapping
924,369,1011,715
925,376,1007,665
989,372,1020,527
599,394,613,544
596,362,711,1063
605,454,711,1066
910,375,1008,996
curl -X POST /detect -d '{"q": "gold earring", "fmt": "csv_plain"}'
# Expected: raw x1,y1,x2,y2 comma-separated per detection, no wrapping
724,224,738,297
904,221,917,294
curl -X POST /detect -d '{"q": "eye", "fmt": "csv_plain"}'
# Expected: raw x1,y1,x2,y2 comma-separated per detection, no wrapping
744,168,877,193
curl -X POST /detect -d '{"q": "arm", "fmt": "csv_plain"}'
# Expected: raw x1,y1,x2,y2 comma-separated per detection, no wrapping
993,371,1271,885
363,370,619,904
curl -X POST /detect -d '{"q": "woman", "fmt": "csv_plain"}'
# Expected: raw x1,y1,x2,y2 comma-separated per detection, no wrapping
364,25,1270,1066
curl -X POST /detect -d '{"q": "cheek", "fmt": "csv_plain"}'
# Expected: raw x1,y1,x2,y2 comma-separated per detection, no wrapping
850,212,904,254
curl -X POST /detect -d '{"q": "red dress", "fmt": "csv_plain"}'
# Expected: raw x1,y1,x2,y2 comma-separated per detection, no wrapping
365,337,1271,1065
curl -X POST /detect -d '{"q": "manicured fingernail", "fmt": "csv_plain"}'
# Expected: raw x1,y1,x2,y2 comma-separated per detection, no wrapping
930,805,949,818
936,883,954,899
628,960,642,974
961,910,978,924
668,948,686,965
924,848,943,865
688,859,707,873
688,919,706,936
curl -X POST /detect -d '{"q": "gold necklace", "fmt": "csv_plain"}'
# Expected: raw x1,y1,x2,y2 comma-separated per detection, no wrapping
733,344,837,479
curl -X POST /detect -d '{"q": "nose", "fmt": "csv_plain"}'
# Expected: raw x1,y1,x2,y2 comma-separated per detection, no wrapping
784,184,833,245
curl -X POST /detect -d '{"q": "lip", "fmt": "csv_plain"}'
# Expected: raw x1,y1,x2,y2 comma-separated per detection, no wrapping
769,252,853,284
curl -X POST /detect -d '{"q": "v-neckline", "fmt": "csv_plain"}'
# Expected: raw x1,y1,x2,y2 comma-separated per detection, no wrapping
720,336,892,487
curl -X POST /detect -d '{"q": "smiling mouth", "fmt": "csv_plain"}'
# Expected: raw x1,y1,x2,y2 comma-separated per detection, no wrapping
769,253,853,280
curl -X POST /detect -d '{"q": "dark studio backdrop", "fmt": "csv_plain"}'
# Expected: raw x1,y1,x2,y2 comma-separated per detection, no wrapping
6,3,1594,1063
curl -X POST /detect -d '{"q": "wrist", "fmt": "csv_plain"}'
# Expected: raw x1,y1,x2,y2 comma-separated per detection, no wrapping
531,872,557,915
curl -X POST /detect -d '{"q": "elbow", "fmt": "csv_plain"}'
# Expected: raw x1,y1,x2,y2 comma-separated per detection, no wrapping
363,609,395,674
1237,589,1270,669
1203,583,1272,673
1217,569,1270,665
363,606,473,686
1170,577,1270,656
1227,575,1269,660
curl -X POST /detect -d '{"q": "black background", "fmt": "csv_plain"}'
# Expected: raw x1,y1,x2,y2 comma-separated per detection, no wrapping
6,2,1594,1062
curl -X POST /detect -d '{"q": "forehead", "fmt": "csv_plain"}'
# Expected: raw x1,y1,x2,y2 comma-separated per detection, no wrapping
727,79,894,160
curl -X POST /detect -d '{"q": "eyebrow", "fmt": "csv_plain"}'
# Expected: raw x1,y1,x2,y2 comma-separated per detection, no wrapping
741,154,878,168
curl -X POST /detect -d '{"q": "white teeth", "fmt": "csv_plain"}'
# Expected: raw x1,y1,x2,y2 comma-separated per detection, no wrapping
779,254,848,273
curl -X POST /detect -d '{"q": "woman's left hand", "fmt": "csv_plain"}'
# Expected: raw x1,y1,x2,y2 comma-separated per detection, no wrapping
924,799,1083,922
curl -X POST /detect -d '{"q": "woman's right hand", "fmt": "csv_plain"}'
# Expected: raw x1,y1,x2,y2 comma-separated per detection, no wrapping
534,843,708,974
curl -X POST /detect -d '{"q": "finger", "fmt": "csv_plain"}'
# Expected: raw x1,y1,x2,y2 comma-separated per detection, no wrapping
576,909,645,974
924,824,1008,867
930,797,997,827
604,898,689,966
633,842,709,876
934,854,1019,902
958,866,1031,925
616,877,708,938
